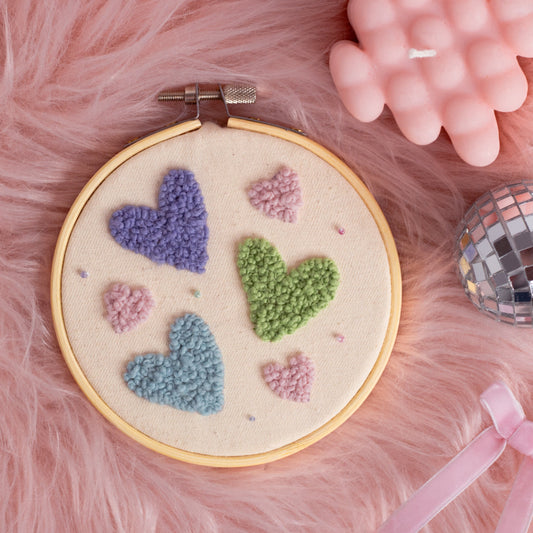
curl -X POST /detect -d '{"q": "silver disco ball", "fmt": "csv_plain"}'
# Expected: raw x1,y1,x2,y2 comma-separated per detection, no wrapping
456,182,533,326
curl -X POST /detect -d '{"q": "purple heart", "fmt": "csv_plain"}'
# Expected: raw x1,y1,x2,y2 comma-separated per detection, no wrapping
109,169,209,273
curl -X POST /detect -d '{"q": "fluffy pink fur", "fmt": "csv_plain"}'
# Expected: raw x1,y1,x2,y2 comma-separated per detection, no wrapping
1,1,533,531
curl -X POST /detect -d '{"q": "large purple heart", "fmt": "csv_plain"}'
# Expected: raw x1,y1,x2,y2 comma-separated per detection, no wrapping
109,169,209,273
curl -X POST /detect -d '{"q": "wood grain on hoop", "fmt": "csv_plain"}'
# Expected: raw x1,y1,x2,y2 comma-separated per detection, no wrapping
51,118,401,468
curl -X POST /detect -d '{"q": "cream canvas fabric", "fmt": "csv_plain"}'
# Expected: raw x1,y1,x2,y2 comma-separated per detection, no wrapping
61,123,392,456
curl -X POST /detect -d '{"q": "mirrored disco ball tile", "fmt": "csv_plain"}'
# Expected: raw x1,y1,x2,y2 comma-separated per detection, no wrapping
466,280,477,295
483,212,499,227
496,286,512,302
494,236,512,256
479,280,496,299
471,224,485,243
515,192,531,203
455,182,533,327
487,223,505,242
472,262,485,281
501,252,521,273
459,256,471,276
514,232,533,250
493,271,508,286
467,215,481,231
484,299,497,312
507,217,527,234
485,254,502,274
514,291,531,303
476,238,493,259
497,196,514,209
521,248,533,266
479,201,495,216
459,232,470,250
502,206,520,220
521,201,533,216
464,243,477,262
511,272,528,289
499,303,514,314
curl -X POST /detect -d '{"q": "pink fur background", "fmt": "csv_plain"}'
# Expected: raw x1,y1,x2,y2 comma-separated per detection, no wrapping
1,0,533,531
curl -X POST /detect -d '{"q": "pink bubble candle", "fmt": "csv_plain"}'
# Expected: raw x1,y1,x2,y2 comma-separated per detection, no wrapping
330,0,533,167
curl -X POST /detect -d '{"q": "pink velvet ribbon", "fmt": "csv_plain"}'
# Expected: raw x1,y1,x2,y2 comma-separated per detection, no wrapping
378,382,533,533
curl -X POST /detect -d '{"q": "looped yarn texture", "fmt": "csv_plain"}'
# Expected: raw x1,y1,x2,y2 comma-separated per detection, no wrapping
263,354,315,402
109,169,209,273
248,167,303,223
104,283,155,334
123,314,224,415
237,238,339,341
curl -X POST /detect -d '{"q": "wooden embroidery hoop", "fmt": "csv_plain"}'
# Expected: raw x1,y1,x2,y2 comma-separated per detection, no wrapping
50,85,402,467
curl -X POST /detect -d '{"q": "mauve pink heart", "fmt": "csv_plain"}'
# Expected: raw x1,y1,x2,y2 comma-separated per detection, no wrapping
248,167,303,223
104,283,155,334
263,354,315,402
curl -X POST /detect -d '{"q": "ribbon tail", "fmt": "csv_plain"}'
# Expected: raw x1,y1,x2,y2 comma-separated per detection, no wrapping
378,427,506,533
496,456,533,533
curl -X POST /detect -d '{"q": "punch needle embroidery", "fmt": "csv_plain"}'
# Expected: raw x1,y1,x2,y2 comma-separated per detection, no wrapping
124,314,224,416
237,238,339,341
109,169,209,273
263,354,315,402
104,283,155,334
248,167,303,223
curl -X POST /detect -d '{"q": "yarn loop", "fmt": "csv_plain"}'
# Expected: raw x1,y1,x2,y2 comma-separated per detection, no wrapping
237,238,339,341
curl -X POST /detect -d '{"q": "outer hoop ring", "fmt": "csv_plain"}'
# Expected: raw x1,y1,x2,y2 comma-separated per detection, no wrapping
51,118,402,467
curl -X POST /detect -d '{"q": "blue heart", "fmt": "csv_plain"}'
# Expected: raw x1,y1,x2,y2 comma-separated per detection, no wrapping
109,169,209,273
123,314,224,415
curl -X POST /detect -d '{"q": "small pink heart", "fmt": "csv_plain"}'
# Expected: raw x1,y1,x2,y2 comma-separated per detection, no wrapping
104,283,155,334
248,167,303,223
263,354,315,402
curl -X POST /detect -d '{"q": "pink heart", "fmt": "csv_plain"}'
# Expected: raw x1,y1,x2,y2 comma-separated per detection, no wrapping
104,283,155,334
263,354,315,402
248,167,303,223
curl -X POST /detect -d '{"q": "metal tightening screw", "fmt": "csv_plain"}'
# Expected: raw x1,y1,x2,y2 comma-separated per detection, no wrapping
158,85,256,105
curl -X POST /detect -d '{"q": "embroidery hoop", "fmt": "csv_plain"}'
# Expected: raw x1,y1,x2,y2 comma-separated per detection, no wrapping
50,85,402,467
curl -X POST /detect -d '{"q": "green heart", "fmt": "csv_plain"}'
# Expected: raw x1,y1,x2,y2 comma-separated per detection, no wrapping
237,238,340,341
